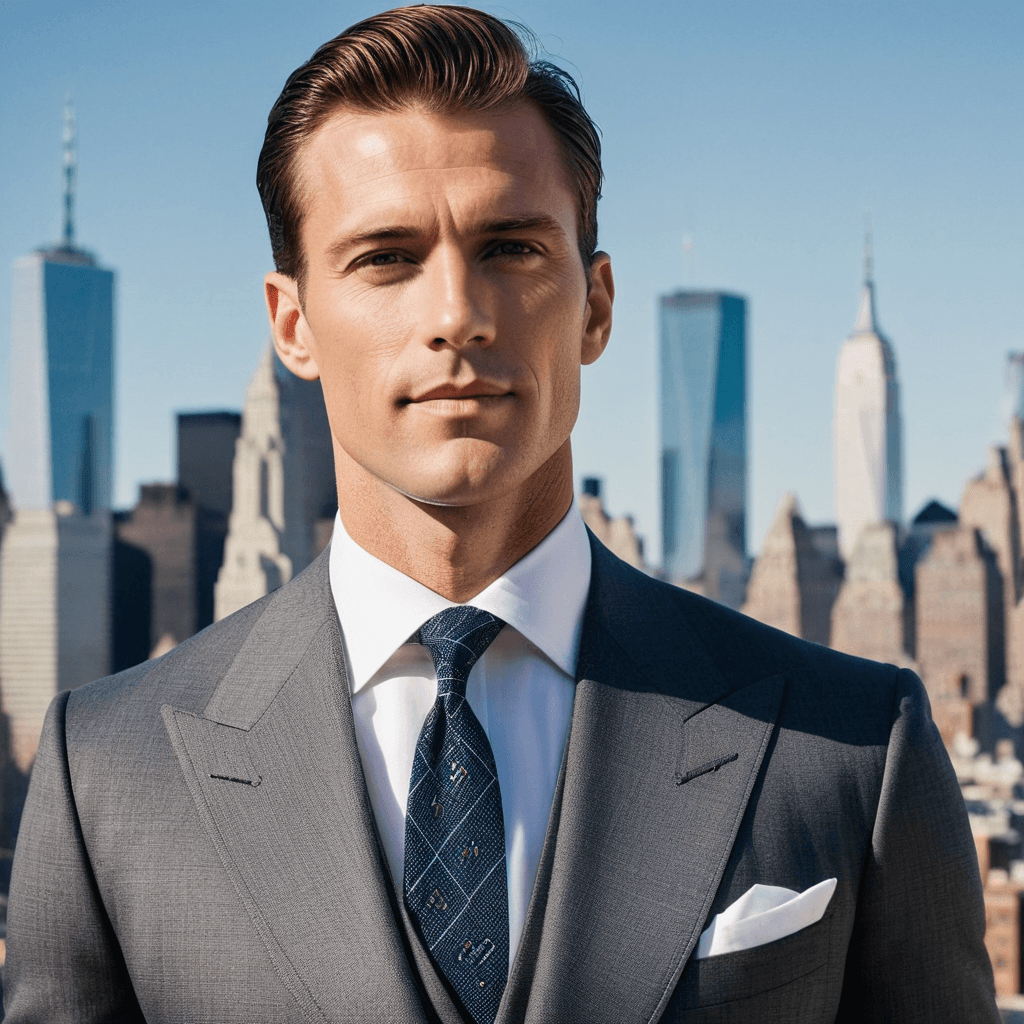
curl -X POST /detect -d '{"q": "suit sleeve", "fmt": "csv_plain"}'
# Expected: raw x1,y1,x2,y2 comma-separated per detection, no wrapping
3,691,145,1023
835,668,1000,1023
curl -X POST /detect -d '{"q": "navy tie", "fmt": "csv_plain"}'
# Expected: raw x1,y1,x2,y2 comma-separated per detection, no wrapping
403,607,509,1024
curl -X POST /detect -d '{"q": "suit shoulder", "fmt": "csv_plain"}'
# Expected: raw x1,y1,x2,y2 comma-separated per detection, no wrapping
590,544,903,742
65,588,273,740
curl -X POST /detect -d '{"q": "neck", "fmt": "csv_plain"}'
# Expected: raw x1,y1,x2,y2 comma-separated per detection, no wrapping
335,442,575,602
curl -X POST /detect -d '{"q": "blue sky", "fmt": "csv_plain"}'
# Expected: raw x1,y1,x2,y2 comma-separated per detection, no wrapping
2,1,1022,562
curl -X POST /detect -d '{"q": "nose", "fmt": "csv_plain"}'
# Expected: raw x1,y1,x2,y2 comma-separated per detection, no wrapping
417,246,495,350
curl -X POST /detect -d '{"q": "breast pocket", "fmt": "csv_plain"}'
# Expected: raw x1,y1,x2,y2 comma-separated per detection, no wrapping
661,909,837,1024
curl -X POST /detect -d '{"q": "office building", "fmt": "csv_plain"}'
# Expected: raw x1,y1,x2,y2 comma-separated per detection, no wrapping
741,493,842,645
0,102,114,769
112,412,241,667
7,106,114,516
1004,353,1024,432
659,290,747,607
834,241,902,562
178,411,241,517
214,345,335,620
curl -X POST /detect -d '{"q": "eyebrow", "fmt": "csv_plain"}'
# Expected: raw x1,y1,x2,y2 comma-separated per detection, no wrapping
324,214,567,264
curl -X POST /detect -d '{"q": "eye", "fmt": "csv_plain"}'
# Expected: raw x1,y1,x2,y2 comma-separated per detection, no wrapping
488,240,534,258
365,251,405,266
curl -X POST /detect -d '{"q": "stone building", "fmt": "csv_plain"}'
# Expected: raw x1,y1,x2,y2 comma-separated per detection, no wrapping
214,346,335,620
740,494,842,645
111,412,241,668
916,526,1003,744
0,505,111,772
578,477,648,571
834,242,903,562
830,521,911,665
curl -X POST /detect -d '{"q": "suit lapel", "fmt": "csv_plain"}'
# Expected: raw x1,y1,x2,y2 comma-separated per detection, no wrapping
521,541,785,1024
162,558,428,1024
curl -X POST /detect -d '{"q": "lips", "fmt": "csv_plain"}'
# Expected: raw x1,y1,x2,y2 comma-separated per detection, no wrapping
407,380,512,403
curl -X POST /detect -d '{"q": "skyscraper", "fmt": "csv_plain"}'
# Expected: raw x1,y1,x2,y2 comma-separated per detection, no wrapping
214,345,335,620
1003,353,1024,433
834,236,902,563
8,104,114,515
659,290,747,608
0,103,115,772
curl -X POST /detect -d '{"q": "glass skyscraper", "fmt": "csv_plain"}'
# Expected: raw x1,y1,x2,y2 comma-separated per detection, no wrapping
9,248,114,513
660,291,747,608
1,103,115,775
8,103,114,515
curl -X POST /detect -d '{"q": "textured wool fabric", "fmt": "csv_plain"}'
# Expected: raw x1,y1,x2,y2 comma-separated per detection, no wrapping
2,538,1002,1023
405,608,510,1024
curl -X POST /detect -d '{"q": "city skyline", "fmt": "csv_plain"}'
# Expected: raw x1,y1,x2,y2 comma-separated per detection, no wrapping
2,2,1022,561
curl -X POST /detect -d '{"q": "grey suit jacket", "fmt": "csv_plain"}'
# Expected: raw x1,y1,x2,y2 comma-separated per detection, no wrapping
3,536,1000,1023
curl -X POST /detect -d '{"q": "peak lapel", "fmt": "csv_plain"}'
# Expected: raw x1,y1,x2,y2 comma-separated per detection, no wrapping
163,561,428,1024
522,542,785,1024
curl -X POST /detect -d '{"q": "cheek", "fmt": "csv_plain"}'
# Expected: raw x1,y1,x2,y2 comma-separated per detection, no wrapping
306,299,410,413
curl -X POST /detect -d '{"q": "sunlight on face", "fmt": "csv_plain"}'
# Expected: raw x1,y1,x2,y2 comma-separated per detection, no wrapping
287,103,610,509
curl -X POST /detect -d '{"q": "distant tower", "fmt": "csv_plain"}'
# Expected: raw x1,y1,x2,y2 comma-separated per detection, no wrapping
8,99,115,514
214,346,336,620
1,101,115,772
834,227,902,563
659,291,747,608
1003,353,1024,431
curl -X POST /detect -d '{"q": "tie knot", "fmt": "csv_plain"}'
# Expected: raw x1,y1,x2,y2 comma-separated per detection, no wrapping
418,606,505,697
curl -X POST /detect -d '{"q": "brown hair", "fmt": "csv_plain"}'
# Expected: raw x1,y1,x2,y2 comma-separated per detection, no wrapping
256,5,602,294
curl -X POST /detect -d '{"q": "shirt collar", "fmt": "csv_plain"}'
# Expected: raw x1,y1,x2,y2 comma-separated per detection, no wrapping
329,501,592,692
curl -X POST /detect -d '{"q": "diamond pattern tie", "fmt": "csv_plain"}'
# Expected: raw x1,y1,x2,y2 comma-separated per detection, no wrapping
403,607,509,1024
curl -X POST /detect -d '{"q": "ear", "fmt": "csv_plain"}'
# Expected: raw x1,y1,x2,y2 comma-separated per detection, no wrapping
265,272,321,381
581,252,614,366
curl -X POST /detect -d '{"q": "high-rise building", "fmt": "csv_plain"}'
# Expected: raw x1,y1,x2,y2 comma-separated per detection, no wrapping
659,290,747,608
214,345,335,620
178,411,242,517
1003,354,1024,434
111,411,241,667
8,106,114,516
834,237,902,562
0,102,115,771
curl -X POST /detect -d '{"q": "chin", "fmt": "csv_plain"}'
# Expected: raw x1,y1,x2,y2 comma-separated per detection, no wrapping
383,456,519,509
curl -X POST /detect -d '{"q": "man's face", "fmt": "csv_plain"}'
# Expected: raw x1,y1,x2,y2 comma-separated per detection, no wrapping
267,102,613,509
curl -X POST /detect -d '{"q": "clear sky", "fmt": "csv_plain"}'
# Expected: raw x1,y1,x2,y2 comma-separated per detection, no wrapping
2,1,1022,563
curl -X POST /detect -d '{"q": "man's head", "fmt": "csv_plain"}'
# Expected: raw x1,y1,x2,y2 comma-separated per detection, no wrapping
257,5,602,298
260,5,614,537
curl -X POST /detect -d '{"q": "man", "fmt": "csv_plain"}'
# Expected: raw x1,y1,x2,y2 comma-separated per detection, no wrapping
3,7,1000,1023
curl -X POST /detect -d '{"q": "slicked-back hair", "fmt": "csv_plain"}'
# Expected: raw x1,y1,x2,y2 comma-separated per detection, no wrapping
256,5,602,295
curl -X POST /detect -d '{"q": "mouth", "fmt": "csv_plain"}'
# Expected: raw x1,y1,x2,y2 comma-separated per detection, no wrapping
404,380,513,404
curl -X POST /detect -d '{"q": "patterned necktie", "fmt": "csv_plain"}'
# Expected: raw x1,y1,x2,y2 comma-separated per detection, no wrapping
403,606,509,1024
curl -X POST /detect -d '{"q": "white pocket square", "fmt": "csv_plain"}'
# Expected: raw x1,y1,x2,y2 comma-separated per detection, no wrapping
695,877,837,959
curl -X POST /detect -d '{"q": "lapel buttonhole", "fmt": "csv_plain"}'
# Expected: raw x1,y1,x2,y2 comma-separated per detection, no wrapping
675,752,738,786
210,773,263,787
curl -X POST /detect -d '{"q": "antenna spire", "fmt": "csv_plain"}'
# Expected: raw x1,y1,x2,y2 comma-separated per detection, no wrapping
681,233,695,288
62,97,77,248
863,211,873,285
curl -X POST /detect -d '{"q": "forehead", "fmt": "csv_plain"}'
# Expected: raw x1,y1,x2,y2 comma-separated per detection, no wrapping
294,102,575,232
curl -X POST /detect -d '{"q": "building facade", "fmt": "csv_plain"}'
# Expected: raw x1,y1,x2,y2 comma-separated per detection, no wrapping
8,246,114,515
0,102,115,776
834,251,902,562
214,346,335,620
659,290,747,608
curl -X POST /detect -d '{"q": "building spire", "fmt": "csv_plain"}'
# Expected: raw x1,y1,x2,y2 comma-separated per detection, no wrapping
853,213,877,334
62,97,76,248
863,211,873,285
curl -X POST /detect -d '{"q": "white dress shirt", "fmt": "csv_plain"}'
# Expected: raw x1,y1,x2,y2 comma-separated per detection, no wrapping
328,504,590,958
